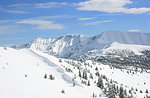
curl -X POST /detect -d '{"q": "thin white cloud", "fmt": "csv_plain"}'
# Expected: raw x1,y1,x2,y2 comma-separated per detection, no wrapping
77,0,150,14
9,2,69,9
0,8,27,14
1,37,25,41
35,2,68,8
31,15,73,20
128,29,141,32
9,3,31,7
16,20,64,30
83,20,113,25
0,25,13,30
0,15,72,24
78,17,97,21
0,25,18,34
6,10,27,14
0,20,17,23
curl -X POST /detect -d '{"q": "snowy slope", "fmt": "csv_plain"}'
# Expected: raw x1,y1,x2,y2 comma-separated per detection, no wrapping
82,41,150,58
84,60,150,98
102,42,150,55
0,47,104,98
1,46,150,98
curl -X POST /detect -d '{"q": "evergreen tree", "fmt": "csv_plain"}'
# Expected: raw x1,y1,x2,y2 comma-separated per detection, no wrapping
97,76,104,89
79,70,81,77
59,59,62,62
44,74,47,79
95,67,98,71
73,82,75,87
83,70,87,80
116,85,119,93
106,84,116,98
92,93,96,98
25,74,27,77
49,74,55,80
110,79,113,84
103,88,107,94
89,73,93,79
87,80,90,86
95,72,100,77
119,87,124,98
135,88,138,91
61,89,65,94
140,90,143,93
146,89,148,94
129,90,132,94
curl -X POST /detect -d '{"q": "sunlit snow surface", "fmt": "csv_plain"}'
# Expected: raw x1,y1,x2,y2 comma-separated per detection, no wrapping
0,47,105,98
0,45,150,98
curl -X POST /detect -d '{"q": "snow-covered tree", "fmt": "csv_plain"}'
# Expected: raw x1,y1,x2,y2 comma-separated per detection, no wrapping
87,80,90,86
49,74,55,80
97,76,103,89
79,70,81,77
44,74,47,79
83,70,88,80
119,87,125,98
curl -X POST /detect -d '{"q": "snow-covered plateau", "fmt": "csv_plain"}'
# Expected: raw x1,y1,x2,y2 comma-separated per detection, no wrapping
1,31,150,98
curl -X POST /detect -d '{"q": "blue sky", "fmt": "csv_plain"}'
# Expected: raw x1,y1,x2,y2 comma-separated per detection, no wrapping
0,0,150,45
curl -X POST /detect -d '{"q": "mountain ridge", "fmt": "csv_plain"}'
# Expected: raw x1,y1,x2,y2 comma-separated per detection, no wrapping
28,31,150,60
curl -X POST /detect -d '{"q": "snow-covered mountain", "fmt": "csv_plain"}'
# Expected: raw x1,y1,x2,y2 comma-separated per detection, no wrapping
1,31,150,98
102,42,150,55
29,35,86,58
81,42,150,59
29,31,150,60
97,31,150,45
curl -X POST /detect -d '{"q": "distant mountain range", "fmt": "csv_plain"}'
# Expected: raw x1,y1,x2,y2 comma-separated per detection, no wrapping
28,31,150,61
